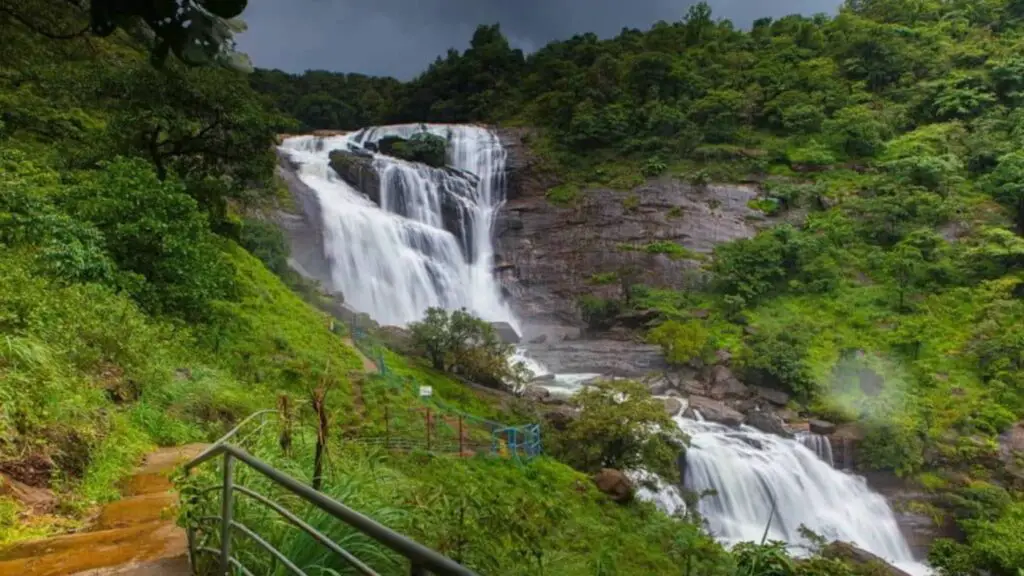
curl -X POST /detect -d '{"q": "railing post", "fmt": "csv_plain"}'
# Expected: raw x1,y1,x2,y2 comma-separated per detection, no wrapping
425,407,432,452
220,452,235,575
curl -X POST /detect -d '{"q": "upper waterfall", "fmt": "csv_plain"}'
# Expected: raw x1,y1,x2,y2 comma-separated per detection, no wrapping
279,124,516,328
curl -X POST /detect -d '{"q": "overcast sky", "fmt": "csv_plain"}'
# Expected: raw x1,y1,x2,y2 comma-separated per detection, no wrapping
237,0,843,80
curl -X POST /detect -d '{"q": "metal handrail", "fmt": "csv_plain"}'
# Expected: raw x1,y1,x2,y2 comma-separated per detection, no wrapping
183,442,479,576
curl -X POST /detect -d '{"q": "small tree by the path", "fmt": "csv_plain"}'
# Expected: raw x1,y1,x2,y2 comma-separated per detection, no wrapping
409,307,531,392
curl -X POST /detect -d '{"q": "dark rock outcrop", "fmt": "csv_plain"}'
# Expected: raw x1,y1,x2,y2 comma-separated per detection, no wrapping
707,366,749,400
329,149,381,203
491,322,521,344
592,469,635,503
752,386,790,407
809,419,837,435
821,542,912,576
684,396,745,426
273,150,333,287
746,410,793,438
328,148,480,258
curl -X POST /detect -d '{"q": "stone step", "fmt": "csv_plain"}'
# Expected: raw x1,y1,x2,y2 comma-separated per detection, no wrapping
0,521,186,576
0,443,208,576
71,556,190,576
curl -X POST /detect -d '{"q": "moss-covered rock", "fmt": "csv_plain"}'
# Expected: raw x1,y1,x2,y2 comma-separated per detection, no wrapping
377,133,447,168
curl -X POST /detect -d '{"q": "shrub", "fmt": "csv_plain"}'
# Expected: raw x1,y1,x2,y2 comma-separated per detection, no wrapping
238,217,290,278
648,320,712,366
578,295,621,330
741,330,817,402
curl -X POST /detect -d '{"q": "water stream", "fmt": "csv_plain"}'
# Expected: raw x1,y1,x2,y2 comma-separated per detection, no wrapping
279,125,928,575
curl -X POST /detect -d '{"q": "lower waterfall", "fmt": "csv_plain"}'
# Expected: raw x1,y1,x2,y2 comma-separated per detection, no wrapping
676,417,930,575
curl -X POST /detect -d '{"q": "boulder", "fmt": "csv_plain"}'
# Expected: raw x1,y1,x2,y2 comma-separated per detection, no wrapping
821,542,912,576
707,366,749,400
714,349,733,365
528,334,548,344
809,419,837,435
592,469,635,504
543,405,577,431
648,375,675,396
746,410,793,438
329,150,381,204
491,322,521,344
752,386,790,407
1001,421,1024,454
523,385,551,403
682,380,707,396
663,397,684,417
0,473,55,513
684,396,745,426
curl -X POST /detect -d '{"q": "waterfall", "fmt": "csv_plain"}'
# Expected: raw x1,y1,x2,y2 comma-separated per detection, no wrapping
279,125,515,328
797,432,835,467
677,417,929,575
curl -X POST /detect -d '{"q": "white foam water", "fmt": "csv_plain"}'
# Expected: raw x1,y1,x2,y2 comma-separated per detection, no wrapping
677,417,930,575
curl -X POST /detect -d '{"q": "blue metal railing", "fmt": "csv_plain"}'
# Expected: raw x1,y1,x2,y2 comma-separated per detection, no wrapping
344,319,542,461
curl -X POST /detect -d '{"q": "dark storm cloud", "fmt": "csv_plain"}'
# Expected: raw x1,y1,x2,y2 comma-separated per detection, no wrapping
237,0,842,80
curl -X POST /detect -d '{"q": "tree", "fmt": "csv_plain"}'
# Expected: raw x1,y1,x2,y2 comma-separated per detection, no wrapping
2,0,252,72
551,379,685,481
58,157,236,320
408,307,531,391
89,0,253,71
100,61,288,228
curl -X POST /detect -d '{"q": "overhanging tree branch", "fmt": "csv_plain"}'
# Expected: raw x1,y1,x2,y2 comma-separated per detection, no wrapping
0,5,90,40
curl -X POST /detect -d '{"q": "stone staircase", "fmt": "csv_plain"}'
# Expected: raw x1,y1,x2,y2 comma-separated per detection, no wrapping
0,444,208,576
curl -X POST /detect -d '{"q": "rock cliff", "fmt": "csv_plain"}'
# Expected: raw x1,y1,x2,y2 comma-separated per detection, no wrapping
494,129,769,326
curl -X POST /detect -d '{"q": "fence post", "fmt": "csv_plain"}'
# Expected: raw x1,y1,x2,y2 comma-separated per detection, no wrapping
385,403,390,450
458,416,464,457
219,452,235,575
425,407,432,452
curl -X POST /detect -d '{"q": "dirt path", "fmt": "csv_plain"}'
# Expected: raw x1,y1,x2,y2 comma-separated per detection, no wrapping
0,444,208,576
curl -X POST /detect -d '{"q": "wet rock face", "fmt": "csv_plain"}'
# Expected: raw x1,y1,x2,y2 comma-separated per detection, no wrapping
495,129,766,325
684,396,745,427
272,153,334,287
329,149,381,203
522,338,668,377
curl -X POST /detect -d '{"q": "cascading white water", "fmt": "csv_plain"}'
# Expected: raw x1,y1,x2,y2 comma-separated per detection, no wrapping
677,417,929,575
279,125,516,328
797,432,835,467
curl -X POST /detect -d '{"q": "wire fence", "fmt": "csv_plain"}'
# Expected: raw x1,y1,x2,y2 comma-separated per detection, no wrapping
341,316,542,462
